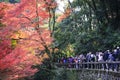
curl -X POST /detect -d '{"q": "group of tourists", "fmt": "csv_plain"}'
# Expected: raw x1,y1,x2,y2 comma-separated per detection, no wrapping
59,47,120,71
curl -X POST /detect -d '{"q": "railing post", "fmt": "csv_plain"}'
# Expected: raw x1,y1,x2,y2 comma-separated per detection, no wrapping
55,61,120,73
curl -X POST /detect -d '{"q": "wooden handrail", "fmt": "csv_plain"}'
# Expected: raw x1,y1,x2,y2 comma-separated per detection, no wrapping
55,61,120,72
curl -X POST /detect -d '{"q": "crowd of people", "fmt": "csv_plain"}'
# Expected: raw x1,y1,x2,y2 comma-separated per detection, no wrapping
59,47,120,71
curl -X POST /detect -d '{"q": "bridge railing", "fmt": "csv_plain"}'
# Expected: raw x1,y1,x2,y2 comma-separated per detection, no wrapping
55,61,120,72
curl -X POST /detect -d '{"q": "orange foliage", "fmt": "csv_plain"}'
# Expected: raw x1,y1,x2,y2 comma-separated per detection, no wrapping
0,0,54,80
56,8,72,22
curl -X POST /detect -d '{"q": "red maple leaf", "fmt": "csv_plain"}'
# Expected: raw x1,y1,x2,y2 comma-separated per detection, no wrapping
0,0,55,79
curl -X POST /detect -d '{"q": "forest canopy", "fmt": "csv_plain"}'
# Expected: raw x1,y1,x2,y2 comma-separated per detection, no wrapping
0,0,120,80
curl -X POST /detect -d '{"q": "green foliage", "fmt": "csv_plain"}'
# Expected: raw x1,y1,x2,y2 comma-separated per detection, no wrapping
31,0,120,79
0,0,20,3
0,22,5,27
54,0,120,55
11,39,17,48
33,59,56,80
54,69,78,80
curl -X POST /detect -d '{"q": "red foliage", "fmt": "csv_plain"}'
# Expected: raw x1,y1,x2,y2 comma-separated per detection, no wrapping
56,8,72,22
0,0,54,80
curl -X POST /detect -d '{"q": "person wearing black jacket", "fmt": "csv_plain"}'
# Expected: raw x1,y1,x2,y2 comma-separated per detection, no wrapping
103,50,110,69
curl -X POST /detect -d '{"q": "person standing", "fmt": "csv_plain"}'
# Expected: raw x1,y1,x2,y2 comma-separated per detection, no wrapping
116,47,120,60
108,50,115,71
98,52,104,69
103,50,110,69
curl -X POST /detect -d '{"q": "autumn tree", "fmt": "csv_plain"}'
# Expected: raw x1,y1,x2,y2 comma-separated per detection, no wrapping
0,0,56,79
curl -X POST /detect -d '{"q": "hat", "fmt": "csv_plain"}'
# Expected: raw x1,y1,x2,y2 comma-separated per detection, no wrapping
117,47,119,49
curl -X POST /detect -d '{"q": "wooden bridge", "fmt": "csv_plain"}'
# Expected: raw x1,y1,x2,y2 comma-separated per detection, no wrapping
55,61,120,80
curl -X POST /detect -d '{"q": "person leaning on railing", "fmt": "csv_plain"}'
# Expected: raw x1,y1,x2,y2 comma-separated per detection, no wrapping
116,47,120,61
